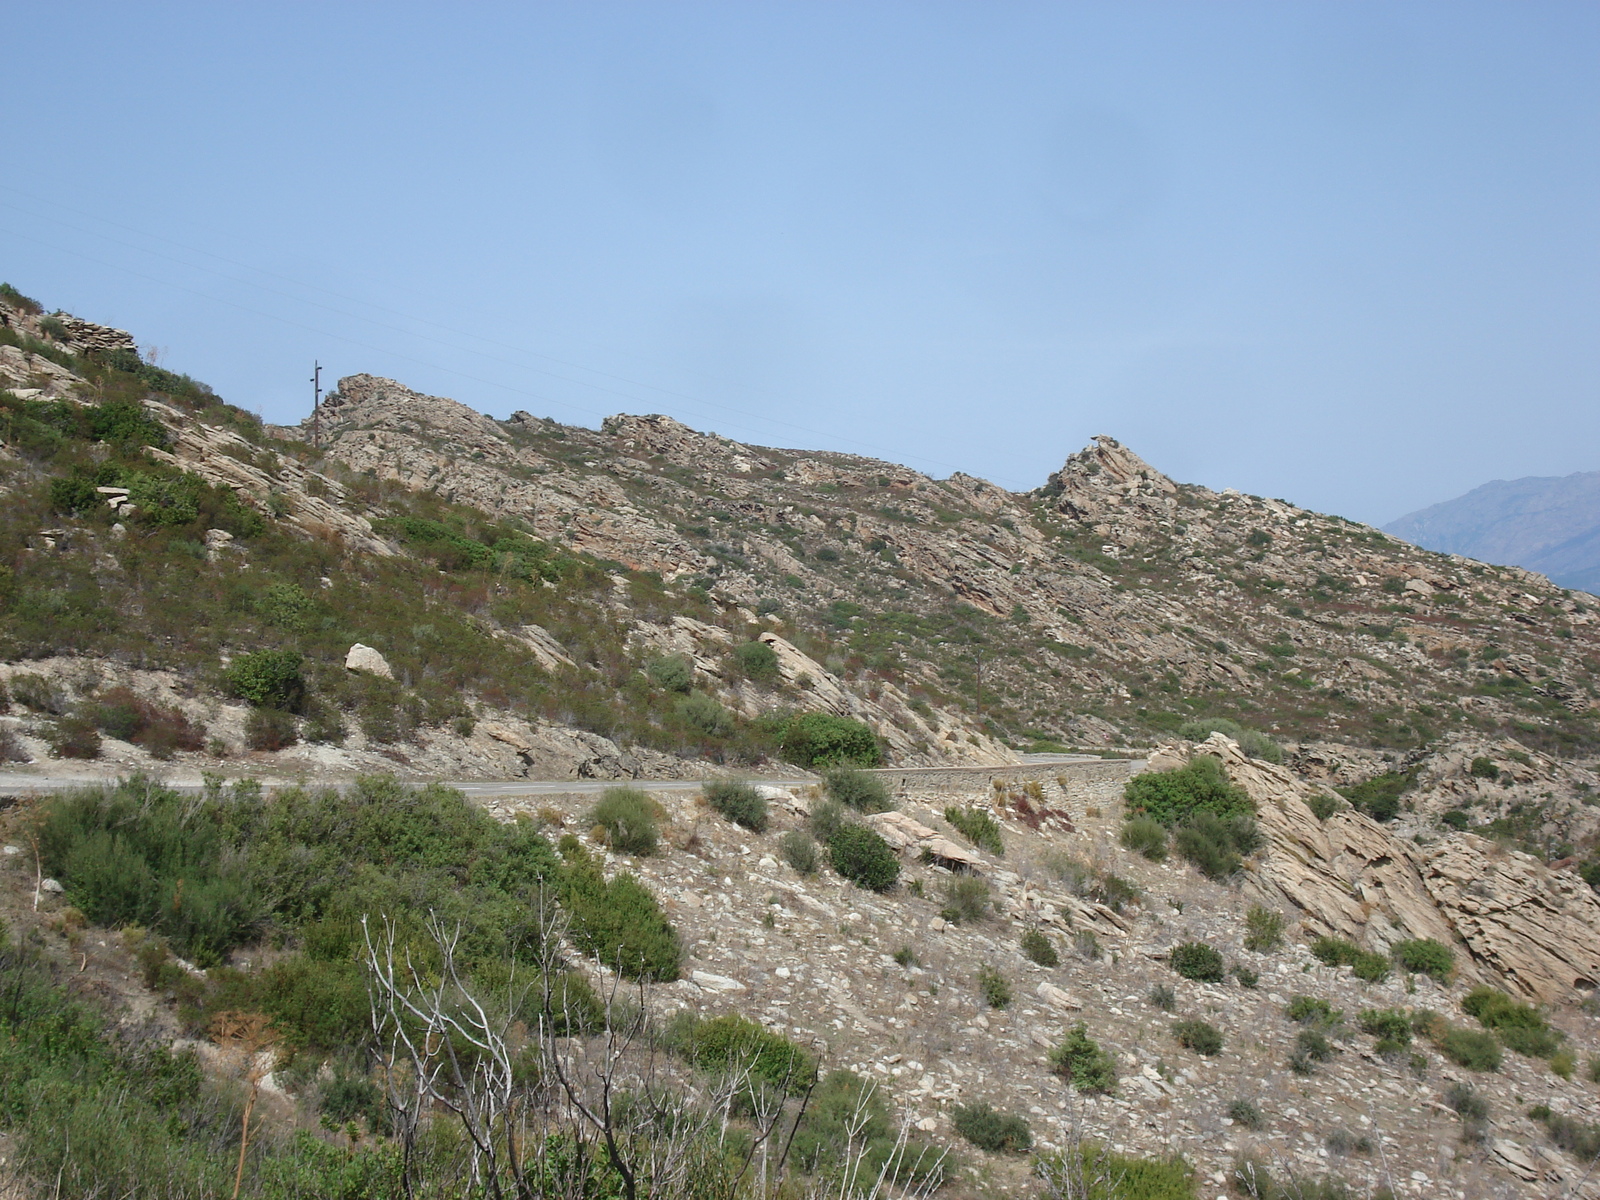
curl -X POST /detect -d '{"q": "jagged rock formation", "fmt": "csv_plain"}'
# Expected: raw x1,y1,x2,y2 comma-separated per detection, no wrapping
1169,734,1600,1002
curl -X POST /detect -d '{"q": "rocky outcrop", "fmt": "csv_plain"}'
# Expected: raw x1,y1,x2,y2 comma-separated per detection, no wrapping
1163,734,1600,1002
344,644,393,679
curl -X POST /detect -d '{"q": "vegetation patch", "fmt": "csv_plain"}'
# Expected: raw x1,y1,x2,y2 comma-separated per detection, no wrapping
944,804,1004,854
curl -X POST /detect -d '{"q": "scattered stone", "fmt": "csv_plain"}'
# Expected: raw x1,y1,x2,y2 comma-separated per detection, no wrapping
344,643,394,679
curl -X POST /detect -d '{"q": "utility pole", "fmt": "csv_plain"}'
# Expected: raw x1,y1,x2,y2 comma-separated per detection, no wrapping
310,361,322,449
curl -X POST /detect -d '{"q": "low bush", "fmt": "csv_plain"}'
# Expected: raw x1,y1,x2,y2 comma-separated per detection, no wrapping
47,715,102,759
1020,927,1058,967
824,766,893,813
1351,951,1391,983
245,705,298,751
940,875,991,924
1446,1082,1489,1141
1173,810,1259,880
1174,1019,1224,1056
945,805,1003,855
562,846,681,982
828,824,899,892
1286,996,1340,1026
647,654,694,693
732,640,779,681
1149,983,1176,1011
1047,1023,1117,1093
1036,1146,1194,1200
777,829,819,875
1170,941,1225,983
1461,985,1562,1058
1469,756,1499,780
1531,1105,1600,1163
224,648,305,712
1232,1157,1383,1200
1177,717,1282,763
679,1014,815,1095
589,787,660,855
1234,964,1259,989
781,713,881,768
702,780,767,832
1336,770,1414,822
1438,1026,1502,1071
951,1102,1031,1153
1290,1029,1337,1074
1124,753,1254,826
87,687,204,759
1244,904,1286,952
978,966,1011,1009
675,692,733,739
1228,1100,1264,1129
790,1070,947,1188
1120,815,1168,861
1309,936,1362,968
1358,1008,1412,1051
1305,792,1342,821
1391,938,1454,980
809,798,847,842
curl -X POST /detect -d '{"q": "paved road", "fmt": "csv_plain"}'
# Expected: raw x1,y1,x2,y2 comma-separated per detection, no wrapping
0,753,1118,799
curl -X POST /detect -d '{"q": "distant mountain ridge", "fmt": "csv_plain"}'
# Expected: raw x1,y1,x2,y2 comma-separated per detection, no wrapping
1386,471,1600,595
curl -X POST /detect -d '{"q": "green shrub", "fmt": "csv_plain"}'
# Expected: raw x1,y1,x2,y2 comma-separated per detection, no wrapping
951,1101,1031,1153
1551,1049,1576,1079
1173,810,1259,880
892,945,916,968
1438,1026,1502,1071
978,966,1011,1008
675,691,733,739
1177,717,1283,763
940,875,991,924
1335,770,1414,822
1351,951,1391,983
1120,816,1168,861
780,713,881,767
823,766,892,812
245,705,298,751
1290,1028,1336,1073
562,856,682,982
47,715,102,759
1020,927,1058,967
1234,964,1259,988
681,1014,815,1094
589,787,660,855
1358,1008,1412,1051
1244,905,1285,952
777,829,818,875
944,805,1003,855
1174,1019,1224,1056
1391,938,1454,980
647,654,694,693
828,824,899,891
809,798,847,842
1469,756,1499,780
1309,936,1362,967
1531,1106,1600,1163
702,780,767,832
1461,986,1562,1058
1124,754,1254,826
732,640,779,681
224,649,305,712
1228,1100,1264,1129
1286,996,1340,1026
1036,1146,1194,1200
1305,792,1341,821
1047,1023,1117,1094
1440,809,1470,831
1149,983,1176,1011
790,1070,947,1188
1170,942,1225,982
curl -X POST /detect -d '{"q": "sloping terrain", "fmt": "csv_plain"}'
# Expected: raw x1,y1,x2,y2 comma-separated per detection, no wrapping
1387,471,1600,595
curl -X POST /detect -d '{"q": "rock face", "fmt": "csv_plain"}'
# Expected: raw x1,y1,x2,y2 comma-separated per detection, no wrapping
1166,734,1600,1003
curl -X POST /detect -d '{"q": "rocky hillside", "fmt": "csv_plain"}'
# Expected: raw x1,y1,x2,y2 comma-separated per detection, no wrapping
1386,470,1600,596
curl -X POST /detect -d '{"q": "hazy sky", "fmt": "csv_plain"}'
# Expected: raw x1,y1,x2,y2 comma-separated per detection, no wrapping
3,2,1595,524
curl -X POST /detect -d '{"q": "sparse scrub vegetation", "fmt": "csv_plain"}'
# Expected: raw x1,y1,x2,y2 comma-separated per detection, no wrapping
703,779,767,831
940,875,992,924
977,965,1012,1008
590,786,661,854
951,1101,1032,1153
1244,904,1286,952
827,822,899,891
944,804,1003,854
778,828,819,875
1170,941,1225,982
1020,926,1059,966
1120,814,1168,861
1391,937,1454,980
1047,1023,1117,1093
822,765,893,812
1174,1019,1224,1055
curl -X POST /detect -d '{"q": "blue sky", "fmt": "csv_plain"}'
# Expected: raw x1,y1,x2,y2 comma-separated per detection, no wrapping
3,2,1595,524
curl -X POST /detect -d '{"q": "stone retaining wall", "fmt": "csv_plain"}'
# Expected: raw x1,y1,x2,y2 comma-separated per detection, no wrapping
870,758,1140,822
